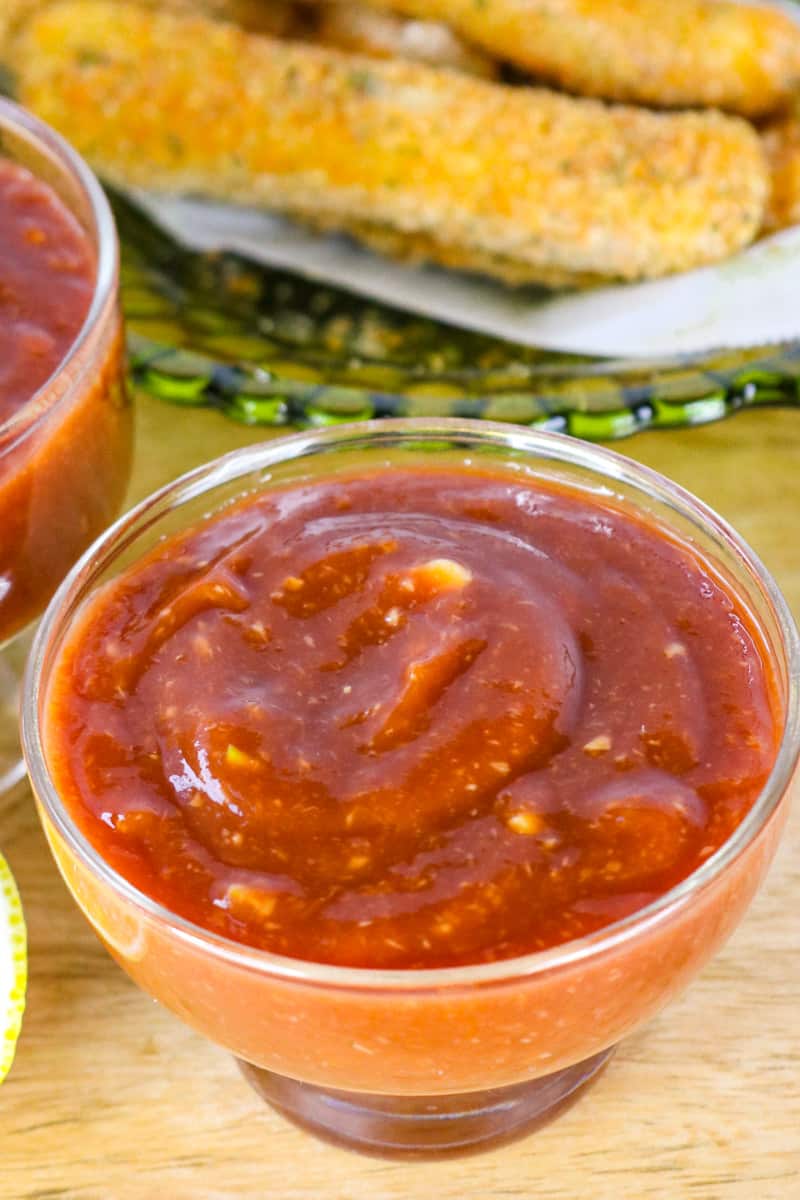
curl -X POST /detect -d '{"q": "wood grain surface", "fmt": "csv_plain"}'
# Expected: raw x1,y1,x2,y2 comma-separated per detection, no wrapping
1,398,799,1200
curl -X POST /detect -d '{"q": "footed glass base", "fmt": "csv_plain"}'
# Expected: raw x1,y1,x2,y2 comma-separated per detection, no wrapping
239,1047,615,1157
0,623,35,795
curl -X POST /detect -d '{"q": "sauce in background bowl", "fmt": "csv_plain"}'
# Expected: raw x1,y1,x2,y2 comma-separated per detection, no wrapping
0,98,132,653
0,158,94,423
24,421,800,1155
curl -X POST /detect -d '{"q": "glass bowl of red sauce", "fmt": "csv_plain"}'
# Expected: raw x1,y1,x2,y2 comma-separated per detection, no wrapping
0,97,132,791
22,419,800,1157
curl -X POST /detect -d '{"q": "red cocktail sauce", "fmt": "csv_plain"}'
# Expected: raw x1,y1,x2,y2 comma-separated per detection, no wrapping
45,468,780,970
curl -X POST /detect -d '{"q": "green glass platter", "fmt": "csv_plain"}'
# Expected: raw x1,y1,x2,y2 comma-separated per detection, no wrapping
117,189,800,441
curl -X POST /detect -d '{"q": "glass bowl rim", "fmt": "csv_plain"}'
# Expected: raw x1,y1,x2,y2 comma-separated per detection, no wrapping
22,417,800,992
0,96,118,447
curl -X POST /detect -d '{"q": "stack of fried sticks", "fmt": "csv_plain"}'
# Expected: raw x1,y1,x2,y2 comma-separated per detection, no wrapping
3,0,800,286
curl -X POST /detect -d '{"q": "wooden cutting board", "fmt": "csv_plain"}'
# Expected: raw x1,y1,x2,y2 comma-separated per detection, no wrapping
2,396,799,1200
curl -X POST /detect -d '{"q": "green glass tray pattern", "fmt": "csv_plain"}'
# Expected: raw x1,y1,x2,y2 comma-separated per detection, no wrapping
116,190,800,440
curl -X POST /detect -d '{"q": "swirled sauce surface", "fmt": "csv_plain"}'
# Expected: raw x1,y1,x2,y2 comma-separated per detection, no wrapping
45,468,780,968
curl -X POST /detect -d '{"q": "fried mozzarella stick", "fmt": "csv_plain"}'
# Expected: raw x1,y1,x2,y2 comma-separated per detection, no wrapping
14,2,768,286
355,0,800,118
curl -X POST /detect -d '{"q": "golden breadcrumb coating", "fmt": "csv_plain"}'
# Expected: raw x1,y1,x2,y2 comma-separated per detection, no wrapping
357,0,800,117
13,2,768,286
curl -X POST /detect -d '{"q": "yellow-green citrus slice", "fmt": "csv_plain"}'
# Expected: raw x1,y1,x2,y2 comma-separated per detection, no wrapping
0,851,26,1084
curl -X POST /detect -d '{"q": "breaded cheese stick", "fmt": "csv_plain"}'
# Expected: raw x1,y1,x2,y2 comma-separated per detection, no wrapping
13,2,768,286
355,0,800,118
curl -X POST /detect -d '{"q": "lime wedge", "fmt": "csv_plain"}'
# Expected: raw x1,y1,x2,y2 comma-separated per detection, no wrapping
0,852,26,1084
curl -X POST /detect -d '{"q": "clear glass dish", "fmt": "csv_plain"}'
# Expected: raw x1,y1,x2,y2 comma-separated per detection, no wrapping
21,419,800,1157
0,97,133,792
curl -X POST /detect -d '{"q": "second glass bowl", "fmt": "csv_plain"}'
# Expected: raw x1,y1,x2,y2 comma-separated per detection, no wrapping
0,97,133,791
